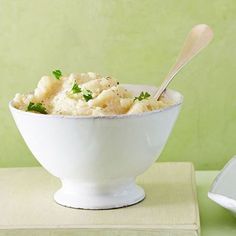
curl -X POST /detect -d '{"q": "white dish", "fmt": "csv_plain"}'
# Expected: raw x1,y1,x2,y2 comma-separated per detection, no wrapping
9,84,183,209
208,156,236,216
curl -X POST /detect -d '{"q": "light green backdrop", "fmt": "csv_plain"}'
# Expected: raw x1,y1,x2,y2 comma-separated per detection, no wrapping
0,0,235,169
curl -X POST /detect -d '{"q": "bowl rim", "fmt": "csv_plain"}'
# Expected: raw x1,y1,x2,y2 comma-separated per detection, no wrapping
9,84,184,120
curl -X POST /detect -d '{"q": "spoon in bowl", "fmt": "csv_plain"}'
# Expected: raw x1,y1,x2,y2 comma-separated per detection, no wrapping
154,24,214,100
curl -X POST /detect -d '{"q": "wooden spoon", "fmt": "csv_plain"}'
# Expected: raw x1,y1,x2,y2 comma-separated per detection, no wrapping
154,24,214,100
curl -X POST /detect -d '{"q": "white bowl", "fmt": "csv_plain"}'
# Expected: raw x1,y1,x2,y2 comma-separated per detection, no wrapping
208,156,236,217
9,84,183,209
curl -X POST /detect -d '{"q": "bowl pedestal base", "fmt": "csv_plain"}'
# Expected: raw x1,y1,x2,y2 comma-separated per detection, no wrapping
54,178,145,209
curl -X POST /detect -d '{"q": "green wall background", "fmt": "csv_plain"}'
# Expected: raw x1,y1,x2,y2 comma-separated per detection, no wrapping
0,0,236,170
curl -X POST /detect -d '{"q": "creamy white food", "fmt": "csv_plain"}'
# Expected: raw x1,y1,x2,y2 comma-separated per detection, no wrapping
13,72,173,116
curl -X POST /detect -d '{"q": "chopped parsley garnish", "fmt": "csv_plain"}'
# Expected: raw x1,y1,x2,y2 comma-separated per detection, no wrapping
70,82,93,102
52,69,62,80
71,82,82,94
83,89,93,102
27,102,47,114
134,91,151,101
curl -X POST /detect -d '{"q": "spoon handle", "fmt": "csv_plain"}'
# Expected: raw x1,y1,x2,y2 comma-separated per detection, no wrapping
154,24,213,100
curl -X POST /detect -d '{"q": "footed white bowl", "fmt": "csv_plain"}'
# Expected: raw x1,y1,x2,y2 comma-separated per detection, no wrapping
9,84,183,209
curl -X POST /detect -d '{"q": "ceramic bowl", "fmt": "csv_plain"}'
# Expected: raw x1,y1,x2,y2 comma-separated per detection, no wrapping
208,156,236,217
9,84,183,209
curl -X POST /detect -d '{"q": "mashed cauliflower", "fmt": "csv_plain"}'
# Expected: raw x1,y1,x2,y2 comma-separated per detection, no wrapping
13,71,173,116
